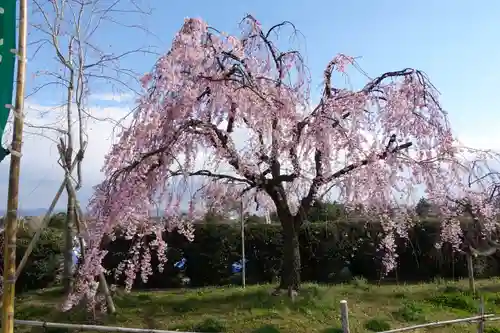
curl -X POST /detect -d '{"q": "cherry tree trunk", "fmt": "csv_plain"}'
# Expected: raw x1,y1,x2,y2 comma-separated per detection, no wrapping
277,215,301,292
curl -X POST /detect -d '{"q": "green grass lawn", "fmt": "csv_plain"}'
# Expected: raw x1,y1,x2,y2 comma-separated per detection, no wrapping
13,278,500,333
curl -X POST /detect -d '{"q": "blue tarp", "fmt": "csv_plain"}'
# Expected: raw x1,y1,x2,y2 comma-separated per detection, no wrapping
71,236,83,266
172,257,247,273
174,257,187,269
231,259,248,273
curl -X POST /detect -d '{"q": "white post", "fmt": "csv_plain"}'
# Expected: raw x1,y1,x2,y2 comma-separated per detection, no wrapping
265,210,271,224
240,200,246,288
340,300,350,333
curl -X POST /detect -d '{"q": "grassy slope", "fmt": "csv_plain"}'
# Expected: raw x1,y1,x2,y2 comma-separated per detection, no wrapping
14,278,500,333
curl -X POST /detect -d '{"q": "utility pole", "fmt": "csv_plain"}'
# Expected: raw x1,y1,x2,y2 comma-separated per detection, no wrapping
240,200,246,288
1,0,28,331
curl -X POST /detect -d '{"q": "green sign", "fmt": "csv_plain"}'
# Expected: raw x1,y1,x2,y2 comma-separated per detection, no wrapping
0,0,16,162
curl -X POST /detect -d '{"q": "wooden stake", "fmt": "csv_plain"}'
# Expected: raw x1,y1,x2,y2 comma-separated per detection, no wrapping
1,0,28,331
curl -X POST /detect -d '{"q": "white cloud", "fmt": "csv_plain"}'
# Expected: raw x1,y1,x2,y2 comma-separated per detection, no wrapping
456,134,500,152
0,97,498,211
89,92,135,103
0,101,133,210
25,102,130,180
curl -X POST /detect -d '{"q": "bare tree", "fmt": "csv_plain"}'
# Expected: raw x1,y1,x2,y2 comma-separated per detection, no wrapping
22,0,157,308
450,159,500,294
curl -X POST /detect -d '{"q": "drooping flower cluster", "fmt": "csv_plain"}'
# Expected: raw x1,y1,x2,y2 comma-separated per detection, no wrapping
64,15,500,310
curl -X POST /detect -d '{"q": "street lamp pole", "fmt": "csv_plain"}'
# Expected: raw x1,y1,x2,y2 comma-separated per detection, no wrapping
240,200,245,288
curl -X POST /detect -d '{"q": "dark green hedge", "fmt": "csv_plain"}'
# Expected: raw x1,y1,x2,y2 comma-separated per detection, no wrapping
0,227,63,292
102,219,500,289
4,218,499,292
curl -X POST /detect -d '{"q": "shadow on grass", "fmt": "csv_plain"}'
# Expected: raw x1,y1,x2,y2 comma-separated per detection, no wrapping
16,305,54,320
384,284,472,303
321,328,343,333
15,301,104,330
113,293,156,309
167,317,228,332
113,285,334,317
252,324,282,333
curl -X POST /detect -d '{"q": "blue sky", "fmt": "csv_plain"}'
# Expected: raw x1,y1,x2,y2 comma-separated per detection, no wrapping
0,0,499,211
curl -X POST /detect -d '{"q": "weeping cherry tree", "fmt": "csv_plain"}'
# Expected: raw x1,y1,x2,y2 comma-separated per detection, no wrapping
63,16,500,308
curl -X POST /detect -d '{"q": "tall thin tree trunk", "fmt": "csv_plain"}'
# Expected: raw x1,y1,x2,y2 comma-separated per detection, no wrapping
63,188,75,292
62,41,75,293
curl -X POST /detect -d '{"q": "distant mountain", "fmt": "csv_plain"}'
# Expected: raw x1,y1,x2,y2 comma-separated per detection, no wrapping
0,208,158,218
0,208,65,217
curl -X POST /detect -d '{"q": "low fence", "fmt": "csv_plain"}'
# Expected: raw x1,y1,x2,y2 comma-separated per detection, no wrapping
340,297,497,333
13,298,500,333
14,320,190,333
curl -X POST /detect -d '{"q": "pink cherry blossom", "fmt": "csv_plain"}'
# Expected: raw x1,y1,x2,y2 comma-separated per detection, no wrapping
64,15,500,309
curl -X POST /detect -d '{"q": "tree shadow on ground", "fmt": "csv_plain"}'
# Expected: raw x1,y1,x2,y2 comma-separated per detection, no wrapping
16,305,54,320
252,324,282,333
113,285,334,318
321,328,343,333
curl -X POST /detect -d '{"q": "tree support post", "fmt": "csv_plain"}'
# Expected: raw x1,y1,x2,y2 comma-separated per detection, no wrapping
0,149,82,310
16,152,81,280
64,178,116,314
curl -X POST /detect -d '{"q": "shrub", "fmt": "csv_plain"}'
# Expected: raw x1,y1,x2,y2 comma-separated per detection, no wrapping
428,293,477,312
0,227,63,293
365,318,391,332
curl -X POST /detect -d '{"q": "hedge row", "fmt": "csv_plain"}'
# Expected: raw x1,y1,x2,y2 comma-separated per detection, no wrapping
3,219,499,292
0,226,64,292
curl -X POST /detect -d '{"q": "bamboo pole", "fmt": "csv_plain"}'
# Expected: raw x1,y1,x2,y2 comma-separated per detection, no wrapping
14,319,194,333
1,0,28,331
378,314,494,333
